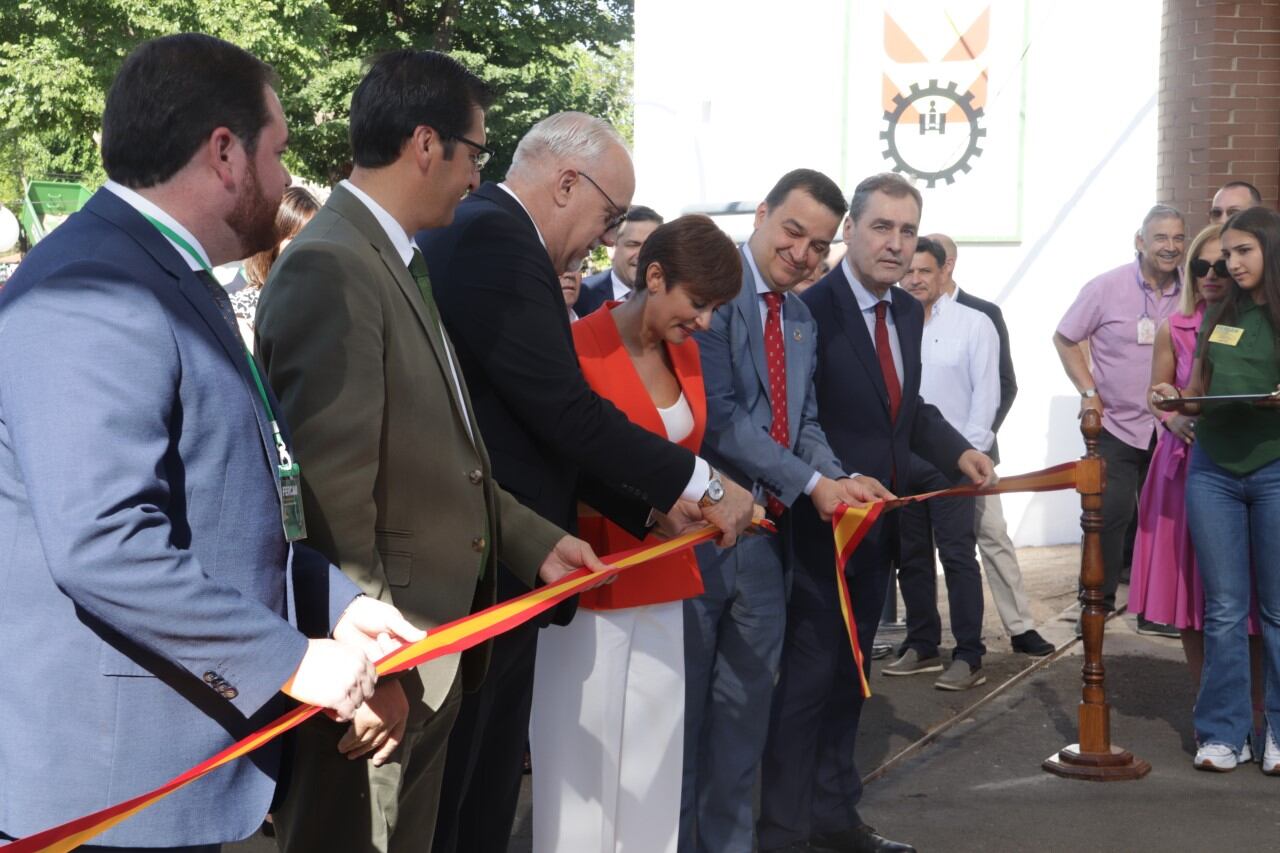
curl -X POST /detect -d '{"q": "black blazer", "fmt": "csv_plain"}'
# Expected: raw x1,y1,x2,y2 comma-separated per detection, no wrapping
955,287,1017,463
574,270,613,317
416,183,696,598
790,269,971,603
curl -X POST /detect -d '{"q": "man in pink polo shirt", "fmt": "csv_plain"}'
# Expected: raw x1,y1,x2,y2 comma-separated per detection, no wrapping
1053,204,1185,633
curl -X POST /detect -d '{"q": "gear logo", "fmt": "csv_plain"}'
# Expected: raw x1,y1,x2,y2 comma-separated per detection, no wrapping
880,80,986,188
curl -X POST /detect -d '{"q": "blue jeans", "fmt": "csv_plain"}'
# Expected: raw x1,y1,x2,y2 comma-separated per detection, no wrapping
1185,446,1280,750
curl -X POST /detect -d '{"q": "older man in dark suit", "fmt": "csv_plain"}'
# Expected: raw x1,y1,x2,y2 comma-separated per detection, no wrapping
757,173,994,853
417,111,756,853
0,34,419,851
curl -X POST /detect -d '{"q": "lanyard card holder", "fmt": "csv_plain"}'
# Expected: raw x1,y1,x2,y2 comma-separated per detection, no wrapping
279,460,307,542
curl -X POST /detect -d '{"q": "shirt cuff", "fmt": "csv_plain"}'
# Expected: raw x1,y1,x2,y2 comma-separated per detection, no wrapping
802,471,823,495
680,457,712,503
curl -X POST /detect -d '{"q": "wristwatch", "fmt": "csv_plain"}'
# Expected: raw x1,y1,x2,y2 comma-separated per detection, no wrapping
1081,388,1098,399
698,469,725,508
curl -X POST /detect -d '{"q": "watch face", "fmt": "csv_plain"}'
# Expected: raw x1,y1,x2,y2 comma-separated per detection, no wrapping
708,479,725,501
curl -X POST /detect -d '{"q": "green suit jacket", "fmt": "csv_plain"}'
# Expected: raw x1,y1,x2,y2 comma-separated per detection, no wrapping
256,183,565,708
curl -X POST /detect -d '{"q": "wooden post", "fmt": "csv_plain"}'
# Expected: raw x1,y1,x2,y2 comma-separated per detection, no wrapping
1043,409,1151,780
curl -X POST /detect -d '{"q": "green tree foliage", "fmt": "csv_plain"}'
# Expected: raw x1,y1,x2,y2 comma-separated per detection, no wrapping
0,0,633,206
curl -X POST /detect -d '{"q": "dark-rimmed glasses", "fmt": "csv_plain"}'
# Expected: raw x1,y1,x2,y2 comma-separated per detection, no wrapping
578,171,628,234
1190,257,1231,279
452,135,494,170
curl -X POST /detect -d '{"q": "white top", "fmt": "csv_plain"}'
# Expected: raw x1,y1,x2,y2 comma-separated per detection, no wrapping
741,244,826,495
341,180,474,444
656,392,694,444
103,181,210,272
842,256,904,387
919,292,1000,452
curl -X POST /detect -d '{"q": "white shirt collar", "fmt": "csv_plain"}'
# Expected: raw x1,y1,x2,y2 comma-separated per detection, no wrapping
497,182,547,248
610,269,632,300
742,243,774,297
842,255,891,312
341,179,415,266
104,180,211,272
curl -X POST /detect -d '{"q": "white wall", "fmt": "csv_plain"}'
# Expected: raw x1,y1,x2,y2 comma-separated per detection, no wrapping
634,0,1163,546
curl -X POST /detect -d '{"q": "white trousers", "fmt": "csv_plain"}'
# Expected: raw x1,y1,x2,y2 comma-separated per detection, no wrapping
974,492,1035,635
530,601,684,853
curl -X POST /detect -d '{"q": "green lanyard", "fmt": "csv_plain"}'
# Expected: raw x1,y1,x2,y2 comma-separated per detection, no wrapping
142,215,293,468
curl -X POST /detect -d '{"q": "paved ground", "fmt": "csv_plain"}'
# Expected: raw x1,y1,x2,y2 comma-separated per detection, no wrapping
234,544,1279,853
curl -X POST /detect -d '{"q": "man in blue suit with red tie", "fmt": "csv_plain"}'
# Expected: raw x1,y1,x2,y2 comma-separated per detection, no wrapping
757,173,995,853
0,35,420,851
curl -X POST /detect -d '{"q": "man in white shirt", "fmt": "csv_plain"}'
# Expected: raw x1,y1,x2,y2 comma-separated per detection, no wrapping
576,205,663,315
883,236,999,690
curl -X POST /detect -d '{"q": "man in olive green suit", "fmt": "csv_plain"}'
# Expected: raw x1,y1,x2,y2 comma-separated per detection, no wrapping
256,51,605,853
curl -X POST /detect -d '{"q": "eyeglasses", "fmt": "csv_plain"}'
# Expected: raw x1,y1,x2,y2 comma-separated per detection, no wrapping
577,171,628,234
452,134,494,170
1190,257,1231,279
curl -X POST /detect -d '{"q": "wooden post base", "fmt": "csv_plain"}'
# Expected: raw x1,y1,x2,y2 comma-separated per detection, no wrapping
1043,744,1151,781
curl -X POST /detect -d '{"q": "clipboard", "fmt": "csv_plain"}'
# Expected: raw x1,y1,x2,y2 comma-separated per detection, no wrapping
1175,392,1279,403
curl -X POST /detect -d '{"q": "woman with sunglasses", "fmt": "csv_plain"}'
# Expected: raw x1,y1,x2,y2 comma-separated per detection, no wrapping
1134,226,1261,691
1154,206,1280,773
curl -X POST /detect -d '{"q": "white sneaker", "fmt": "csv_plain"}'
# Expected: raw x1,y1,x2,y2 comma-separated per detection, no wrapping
1263,729,1280,775
1195,742,1243,772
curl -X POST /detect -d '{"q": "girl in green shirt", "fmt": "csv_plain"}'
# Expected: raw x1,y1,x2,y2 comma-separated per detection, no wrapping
1154,206,1280,774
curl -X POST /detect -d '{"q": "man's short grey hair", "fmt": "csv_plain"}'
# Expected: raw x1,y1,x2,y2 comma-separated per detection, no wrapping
1142,203,1184,233
507,111,629,181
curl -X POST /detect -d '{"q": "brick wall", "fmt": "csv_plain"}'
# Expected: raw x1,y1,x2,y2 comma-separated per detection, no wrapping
1158,0,1280,231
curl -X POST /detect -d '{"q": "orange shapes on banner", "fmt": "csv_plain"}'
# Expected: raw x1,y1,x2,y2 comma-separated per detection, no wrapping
884,13,928,64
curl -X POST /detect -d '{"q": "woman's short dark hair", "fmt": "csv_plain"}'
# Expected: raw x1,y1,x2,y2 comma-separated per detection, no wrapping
244,186,321,288
349,50,494,169
638,215,742,305
102,34,278,189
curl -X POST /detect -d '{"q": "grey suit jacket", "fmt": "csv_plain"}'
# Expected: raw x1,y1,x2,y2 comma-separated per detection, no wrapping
0,189,358,845
698,245,845,506
257,184,564,709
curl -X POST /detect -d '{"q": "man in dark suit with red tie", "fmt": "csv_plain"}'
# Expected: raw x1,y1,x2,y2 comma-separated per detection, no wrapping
757,173,995,853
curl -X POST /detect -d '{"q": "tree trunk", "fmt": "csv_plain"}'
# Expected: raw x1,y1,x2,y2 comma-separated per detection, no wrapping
432,0,460,51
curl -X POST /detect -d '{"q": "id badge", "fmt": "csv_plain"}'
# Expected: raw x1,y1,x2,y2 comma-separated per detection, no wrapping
279,462,308,542
1137,316,1156,346
1209,324,1245,346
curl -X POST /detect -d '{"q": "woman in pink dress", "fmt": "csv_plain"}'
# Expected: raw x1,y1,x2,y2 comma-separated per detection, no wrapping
1132,225,1260,693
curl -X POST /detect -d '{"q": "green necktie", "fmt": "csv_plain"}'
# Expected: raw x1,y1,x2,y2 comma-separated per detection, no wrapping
408,249,441,325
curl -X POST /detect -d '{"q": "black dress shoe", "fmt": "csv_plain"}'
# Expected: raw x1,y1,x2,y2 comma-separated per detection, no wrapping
809,825,917,853
1011,629,1055,656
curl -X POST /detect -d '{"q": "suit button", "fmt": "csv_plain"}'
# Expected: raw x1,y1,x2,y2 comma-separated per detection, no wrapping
203,671,218,684
468,469,483,484
471,536,486,553
220,686,239,700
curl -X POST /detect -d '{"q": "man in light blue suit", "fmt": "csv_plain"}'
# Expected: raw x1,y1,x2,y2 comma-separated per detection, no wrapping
681,170,894,853
0,35,421,851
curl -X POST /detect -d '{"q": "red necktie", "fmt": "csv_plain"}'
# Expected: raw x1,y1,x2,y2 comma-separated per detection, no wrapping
874,301,901,422
763,291,789,518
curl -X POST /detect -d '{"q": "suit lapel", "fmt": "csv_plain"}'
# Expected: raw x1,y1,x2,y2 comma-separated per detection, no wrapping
891,288,921,403
735,247,771,398
782,295,810,445
829,273,892,418
327,185,477,448
88,192,282,468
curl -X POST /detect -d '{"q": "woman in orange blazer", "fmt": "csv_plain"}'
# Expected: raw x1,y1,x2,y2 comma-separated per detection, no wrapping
530,216,745,853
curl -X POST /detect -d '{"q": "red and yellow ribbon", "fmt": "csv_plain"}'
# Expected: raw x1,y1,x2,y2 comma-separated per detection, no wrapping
13,464,1081,850
9,520,774,853
832,461,1080,699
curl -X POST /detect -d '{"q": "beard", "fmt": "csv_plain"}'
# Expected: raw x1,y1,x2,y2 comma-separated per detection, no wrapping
227,159,281,260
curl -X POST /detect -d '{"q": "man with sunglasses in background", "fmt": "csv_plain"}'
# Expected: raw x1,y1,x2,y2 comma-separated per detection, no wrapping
1054,204,1186,636
257,53,608,853
416,110,756,853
